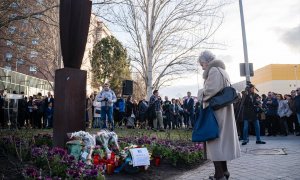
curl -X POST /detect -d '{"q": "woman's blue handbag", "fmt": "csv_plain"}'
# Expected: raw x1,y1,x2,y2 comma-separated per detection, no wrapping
192,105,219,142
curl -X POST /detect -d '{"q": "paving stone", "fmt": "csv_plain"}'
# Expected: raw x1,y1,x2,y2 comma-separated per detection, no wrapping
174,135,300,180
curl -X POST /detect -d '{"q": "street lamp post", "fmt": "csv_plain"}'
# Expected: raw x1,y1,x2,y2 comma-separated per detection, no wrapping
295,65,298,87
239,0,251,83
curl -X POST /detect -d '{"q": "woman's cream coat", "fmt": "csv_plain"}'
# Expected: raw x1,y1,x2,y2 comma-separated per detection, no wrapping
202,60,241,161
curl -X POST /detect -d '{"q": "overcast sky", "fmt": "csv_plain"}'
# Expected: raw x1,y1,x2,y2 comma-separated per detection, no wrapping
106,0,300,99
159,0,300,99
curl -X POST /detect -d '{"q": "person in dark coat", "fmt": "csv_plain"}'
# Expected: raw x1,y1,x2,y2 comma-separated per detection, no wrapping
233,92,244,140
170,98,179,129
43,92,54,125
44,92,54,108
33,93,44,129
183,91,195,128
26,96,34,128
0,91,5,128
288,90,299,135
138,99,148,128
17,92,27,128
241,84,266,145
125,96,136,128
163,96,172,129
295,88,300,136
263,92,279,136
45,102,54,128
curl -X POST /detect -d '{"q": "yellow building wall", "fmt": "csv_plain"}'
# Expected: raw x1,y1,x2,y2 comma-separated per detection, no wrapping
255,80,298,95
252,64,300,85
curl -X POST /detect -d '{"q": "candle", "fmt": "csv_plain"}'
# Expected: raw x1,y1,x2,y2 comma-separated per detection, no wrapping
111,152,115,160
155,157,160,166
115,157,119,167
107,164,113,175
93,154,99,165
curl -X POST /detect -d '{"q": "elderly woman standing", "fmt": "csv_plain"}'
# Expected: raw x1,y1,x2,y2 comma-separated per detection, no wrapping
198,51,241,180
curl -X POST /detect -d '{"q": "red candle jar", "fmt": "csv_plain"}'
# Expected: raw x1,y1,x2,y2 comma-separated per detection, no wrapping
107,164,113,175
111,152,115,160
155,157,160,166
115,158,119,167
93,154,99,165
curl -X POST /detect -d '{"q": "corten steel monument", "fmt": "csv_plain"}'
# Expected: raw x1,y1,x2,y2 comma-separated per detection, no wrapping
53,0,92,147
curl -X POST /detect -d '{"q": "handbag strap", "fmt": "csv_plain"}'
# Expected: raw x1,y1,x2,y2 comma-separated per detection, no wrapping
216,68,232,88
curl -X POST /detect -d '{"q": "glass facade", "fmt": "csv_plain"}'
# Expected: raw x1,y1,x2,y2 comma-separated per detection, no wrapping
0,67,53,96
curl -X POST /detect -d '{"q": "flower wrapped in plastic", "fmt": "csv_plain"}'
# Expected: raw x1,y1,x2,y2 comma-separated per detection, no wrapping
67,131,96,164
95,130,119,155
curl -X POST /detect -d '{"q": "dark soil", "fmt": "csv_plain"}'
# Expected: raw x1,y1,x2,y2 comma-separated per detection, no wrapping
0,147,24,179
0,148,206,180
106,160,206,180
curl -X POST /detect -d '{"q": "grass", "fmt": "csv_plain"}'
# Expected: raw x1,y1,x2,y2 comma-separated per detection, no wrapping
0,128,193,141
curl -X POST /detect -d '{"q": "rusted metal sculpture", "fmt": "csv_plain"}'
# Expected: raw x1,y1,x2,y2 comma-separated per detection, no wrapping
53,0,92,147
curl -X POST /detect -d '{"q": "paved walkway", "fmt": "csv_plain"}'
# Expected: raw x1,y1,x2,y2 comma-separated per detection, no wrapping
172,135,300,180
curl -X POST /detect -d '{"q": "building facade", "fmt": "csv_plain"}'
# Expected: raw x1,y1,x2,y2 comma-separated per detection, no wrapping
0,0,60,82
0,0,59,95
251,64,300,95
1,2,112,96
81,13,112,95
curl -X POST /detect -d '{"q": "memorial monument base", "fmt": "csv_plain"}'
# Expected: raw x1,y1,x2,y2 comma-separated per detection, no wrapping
53,67,87,147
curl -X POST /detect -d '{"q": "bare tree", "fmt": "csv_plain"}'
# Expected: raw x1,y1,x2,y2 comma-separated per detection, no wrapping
97,0,225,98
132,73,147,101
1,0,60,91
0,0,58,35
1,0,129,93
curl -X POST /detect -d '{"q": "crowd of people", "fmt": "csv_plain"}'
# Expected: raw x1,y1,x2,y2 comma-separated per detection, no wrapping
0,90,54,129
84,83,198,132
234,86,300,146
1,84,300,137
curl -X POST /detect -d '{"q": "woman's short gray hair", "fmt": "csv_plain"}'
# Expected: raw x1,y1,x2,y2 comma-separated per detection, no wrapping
198,50,215,63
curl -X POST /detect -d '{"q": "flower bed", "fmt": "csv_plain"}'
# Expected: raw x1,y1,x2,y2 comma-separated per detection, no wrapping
119,135,204,167
25,146,105,179
0,132,204,179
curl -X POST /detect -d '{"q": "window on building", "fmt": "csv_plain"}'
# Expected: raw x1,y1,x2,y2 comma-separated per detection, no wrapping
37,0,44,4
22,19,29,28
23,19,29,24
18,45,25,51
6,40,13,46
29,65,37,73
9,14,17,20
33,14,42,18
20,32,27,37
23,7,31,14
32,38,39,45
30,51,38,58
10,2,18,8
17,59,25,65
5,52,13,61
8,26,16,34
4,65,12,71
33,24,41,33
